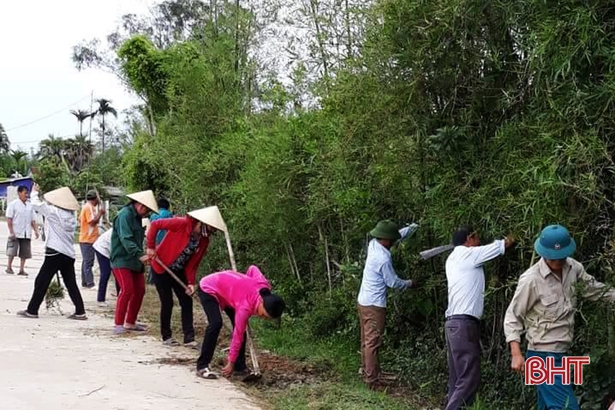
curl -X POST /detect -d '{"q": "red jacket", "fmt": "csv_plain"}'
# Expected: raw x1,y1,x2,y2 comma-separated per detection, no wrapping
147,217,210,285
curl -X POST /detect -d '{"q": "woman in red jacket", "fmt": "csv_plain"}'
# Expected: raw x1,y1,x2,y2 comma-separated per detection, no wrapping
146,207,219,347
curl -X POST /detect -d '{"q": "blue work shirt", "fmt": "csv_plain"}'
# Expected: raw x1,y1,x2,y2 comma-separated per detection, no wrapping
357,223,419,308
149,208,173,245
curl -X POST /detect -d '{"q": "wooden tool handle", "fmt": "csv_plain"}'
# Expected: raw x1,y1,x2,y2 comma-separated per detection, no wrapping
224,230,261,374
156,249,261,374
155,257,191,293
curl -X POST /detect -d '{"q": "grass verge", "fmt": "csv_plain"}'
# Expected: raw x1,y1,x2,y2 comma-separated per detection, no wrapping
249,317,428,409
259,382,413,410
138,288,426,409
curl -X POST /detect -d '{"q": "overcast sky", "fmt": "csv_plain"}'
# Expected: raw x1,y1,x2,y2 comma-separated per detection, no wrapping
0,0,158,152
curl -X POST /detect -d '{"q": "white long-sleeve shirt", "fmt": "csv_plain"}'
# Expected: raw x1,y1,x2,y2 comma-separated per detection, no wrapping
357,224,418,308
445,240,506,319
31,191,77,259
93,228,113,259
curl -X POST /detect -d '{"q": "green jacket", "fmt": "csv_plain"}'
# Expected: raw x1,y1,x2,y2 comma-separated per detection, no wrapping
110,204,145,272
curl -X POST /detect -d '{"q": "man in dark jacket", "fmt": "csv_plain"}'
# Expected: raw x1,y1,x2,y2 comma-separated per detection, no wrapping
111,190,159,334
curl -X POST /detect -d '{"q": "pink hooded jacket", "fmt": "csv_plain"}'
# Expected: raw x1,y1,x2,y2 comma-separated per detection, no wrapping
199,265,271,363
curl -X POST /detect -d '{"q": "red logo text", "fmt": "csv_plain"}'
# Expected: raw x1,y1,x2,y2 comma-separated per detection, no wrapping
525,356,590,385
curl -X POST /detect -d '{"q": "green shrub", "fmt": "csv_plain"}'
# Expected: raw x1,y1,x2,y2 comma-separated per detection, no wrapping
304,288,357,339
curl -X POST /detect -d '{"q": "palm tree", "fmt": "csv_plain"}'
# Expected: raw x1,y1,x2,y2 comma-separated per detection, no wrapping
63,138,77,171
96,98,118,151
70,109,94,137
0,123,10,153
38,135,72,174
10,150,28,176
67,136,94,172
39,135,67,162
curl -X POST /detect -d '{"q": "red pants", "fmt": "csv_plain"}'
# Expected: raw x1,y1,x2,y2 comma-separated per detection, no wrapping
113,268,146,326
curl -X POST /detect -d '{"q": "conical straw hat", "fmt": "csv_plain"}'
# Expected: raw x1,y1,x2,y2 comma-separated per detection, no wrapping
44,187,79,211
126,190,159,214
188,206,227,232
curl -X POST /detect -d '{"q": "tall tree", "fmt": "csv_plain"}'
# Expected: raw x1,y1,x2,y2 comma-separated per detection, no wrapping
95,99,118,151
72,0,210,136
69,109,94,137
67,135,95,172
0,123,11,154
38,135,67,163
10,150,28,176
38,135,93,174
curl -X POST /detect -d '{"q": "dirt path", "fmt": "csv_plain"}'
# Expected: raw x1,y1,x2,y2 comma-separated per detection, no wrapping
0,221,260,410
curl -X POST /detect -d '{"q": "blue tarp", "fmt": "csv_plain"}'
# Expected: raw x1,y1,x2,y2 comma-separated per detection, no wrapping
0,177,34,198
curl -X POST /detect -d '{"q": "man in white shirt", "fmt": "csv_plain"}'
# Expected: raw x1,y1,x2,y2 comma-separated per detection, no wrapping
444,227,514,410
6,185,38,276
357,219,419,390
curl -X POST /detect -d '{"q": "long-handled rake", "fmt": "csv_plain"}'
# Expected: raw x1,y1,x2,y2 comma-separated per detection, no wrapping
154,255,262,382
222,229,262,382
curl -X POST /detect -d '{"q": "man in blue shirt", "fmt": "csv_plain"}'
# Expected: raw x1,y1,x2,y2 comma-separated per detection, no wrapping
147,198,173,284
357,219,419,390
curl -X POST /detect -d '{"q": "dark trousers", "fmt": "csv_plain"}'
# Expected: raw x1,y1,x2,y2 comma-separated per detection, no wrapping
445,315,481,410
147,270,155,284
27,250,85,315
153,268,194,343
79,243,96,287
196,288,247,371
96,251,120,302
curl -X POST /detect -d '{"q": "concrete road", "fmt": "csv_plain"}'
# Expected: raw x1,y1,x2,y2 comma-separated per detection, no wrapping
0,221,259,410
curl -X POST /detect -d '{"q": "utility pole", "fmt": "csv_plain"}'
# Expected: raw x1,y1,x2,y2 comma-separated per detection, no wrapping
86,90,94,193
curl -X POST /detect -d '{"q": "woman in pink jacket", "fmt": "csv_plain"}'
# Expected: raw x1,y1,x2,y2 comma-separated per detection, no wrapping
196,265,285,379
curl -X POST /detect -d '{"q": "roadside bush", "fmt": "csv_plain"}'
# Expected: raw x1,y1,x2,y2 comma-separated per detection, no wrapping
114,0,615,406
303,287,358,339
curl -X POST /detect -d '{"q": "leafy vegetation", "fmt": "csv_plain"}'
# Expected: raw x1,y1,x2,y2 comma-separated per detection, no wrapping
73,0,615,408
45,275,65,314
0,101,124,200
266,383,413,410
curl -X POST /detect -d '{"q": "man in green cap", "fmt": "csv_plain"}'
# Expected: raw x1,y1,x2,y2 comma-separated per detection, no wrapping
79,189,105,289
505,224,615,410
357,219,419,390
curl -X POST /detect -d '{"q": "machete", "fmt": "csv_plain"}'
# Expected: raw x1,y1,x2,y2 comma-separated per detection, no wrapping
419,244,454,260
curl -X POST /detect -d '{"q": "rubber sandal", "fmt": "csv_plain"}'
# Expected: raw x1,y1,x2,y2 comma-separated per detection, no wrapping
6,269,14,275
16,310,38,318
163,338,180,346
114,325,126,335
183,340,200,349
196,368,219,380
17,271,28,276
124,324,147,332
67,313,88,321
